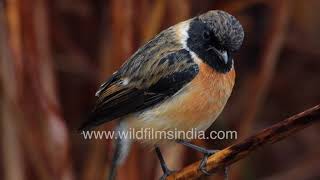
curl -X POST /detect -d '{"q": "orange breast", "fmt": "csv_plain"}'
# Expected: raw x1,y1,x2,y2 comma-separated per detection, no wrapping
157,60,235,130
127,60,235,144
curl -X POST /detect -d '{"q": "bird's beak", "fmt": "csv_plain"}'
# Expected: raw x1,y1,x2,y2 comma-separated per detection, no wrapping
207,46,229,64
221,51,228,64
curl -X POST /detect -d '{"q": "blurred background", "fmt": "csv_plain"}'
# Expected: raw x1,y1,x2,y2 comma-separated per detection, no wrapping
1,0,320,180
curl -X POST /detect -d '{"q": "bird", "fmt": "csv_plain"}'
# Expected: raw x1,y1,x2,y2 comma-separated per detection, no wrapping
80,10,244,180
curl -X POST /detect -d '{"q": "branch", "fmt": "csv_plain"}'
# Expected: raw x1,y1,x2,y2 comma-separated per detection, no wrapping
167,104,320,180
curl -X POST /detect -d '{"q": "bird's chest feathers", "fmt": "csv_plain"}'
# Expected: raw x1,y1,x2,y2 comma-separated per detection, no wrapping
131,61,235,133
172,61,235,127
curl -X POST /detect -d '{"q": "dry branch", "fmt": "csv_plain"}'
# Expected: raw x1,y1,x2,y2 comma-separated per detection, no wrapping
167,104,320,180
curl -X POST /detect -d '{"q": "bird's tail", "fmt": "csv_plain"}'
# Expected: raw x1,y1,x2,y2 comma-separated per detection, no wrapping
108,121,132,180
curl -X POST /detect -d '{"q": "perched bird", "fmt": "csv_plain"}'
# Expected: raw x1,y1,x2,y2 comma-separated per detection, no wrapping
80,10,244,180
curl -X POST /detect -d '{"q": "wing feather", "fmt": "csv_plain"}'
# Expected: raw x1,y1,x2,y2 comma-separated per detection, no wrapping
80,49,199,130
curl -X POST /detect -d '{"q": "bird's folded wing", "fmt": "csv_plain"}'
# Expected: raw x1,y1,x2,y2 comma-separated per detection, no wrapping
79,49,199,130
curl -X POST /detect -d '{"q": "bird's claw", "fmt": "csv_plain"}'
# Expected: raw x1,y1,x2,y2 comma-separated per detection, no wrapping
159,169,174,180
199,152,214,176
198,150,229,180
176,141,229,179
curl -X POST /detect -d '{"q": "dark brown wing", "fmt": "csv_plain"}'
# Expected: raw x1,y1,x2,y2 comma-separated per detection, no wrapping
79,49,199,130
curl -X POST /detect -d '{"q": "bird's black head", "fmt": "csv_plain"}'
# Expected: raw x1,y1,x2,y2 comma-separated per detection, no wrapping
186,10,244,73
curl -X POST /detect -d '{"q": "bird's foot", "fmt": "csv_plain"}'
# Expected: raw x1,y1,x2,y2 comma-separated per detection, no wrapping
177,140,229,180
198,149,218,175
159,167,174,180
155,146,175,180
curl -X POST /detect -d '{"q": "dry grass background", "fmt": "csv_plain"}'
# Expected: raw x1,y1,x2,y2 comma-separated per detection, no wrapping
1,0,320,180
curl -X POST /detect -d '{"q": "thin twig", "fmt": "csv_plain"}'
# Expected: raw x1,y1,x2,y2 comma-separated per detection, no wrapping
0,3,25,177
142,0,166,42
167,104,320,180
83,0,134,180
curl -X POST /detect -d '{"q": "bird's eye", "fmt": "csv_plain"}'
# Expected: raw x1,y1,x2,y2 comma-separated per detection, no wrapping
202,31,210,40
